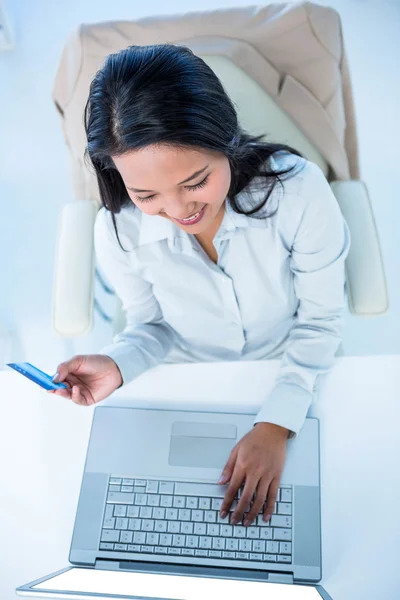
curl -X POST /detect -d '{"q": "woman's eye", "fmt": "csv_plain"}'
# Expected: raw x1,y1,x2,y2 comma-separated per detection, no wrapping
135,174,209,203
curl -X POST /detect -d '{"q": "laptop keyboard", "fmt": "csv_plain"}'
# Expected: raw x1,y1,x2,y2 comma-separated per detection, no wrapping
99,476,293,566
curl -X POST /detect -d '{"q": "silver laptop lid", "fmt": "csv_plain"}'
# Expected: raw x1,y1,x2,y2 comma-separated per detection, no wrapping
16,565,334,599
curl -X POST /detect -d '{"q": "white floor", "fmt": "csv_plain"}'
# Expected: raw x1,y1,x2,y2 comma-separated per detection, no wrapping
0,0,399,373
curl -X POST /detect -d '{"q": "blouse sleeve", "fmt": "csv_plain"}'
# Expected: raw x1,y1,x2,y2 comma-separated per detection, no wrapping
94,208,179,384
253,160,351,438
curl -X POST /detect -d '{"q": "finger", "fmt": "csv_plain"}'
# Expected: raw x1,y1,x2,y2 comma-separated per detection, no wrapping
219,465,245,518
218,445,238,485
52,355,85,383
230,476,258,525
263,478,280,523
71,385,95,406
49,388,72,399
243,476,270,526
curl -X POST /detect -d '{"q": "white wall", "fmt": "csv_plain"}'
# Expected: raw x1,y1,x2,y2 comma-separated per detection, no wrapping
0,0,399,375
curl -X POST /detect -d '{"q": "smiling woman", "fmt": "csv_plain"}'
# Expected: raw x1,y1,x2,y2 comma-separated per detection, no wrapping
84,44,305,251
53,43,350,530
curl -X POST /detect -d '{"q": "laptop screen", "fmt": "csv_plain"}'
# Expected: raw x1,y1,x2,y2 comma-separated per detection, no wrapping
32,567,323,598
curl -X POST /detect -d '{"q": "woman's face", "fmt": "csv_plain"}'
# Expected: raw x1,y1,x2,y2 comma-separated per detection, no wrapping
112,144,231,235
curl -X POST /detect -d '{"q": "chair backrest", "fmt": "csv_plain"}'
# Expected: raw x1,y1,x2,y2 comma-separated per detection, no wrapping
52,1,361,208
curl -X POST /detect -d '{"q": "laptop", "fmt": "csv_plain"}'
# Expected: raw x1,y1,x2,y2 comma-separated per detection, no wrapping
17,405,333,599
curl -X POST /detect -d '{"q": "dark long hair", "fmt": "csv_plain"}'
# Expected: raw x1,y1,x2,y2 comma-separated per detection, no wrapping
84,44,305,249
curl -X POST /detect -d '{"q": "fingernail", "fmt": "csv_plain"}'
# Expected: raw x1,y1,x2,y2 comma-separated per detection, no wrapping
231,518,238,525
244,519,251,527
52,372,60,382
218,475,225,484
264,514,272,522
220,511,227,519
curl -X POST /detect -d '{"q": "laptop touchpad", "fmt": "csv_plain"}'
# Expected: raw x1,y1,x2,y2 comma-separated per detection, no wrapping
168,421,237,468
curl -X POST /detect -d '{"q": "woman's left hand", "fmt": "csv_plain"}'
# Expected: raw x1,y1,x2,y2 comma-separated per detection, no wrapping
218,422,290,526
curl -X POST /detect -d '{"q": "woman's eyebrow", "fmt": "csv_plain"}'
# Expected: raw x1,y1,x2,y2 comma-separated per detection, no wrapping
127,165,209,193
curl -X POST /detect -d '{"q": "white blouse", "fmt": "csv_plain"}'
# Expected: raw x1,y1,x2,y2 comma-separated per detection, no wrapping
95,151,351,439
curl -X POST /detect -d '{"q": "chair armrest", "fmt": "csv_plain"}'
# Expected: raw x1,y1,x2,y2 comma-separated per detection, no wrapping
330,180,389,316
52,201,98,336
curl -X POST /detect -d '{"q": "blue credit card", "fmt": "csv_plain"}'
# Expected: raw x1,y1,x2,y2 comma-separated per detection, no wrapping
6,362,68,391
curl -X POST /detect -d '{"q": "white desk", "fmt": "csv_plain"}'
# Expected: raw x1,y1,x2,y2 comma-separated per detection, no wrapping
1,356,399,600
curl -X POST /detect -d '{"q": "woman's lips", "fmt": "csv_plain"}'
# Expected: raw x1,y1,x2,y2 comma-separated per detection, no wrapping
173,204,206,225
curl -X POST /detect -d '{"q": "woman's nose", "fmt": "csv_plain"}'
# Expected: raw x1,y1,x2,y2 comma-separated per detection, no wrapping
165,201,196,220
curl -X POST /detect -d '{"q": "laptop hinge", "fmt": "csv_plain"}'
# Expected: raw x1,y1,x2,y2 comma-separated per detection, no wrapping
268,572,294,585
95,559,294,585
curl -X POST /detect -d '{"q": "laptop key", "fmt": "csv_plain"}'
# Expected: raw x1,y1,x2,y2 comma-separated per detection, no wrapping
122,479,134,486
280,488,292,502
222,551,236,559
280,542,292,554
139,506,153,519
101,530,120,542
116,518,128,530
135,493,148,506
180,522,194,535
142,519,155,532
270,515,292,528
259,528,273,540
182,549,195,556
186,536,199,548
146,533,159,545
186,497,198,509
141,545,154,553
148,495,160,507
273,528,292,541
166,508,178,520
168,548,181,555
160,496,173,507
103,517,115,529
236,552,249,560
121,486,133,493
159,534,172,546
133,532,146,544
194,523,206,535
252,540,266,553
267,541,279,553
154,520,167,533
114,505,127,517
146,480,159,494
209,550,222,557
225,539,239,551
128,519,142,531
110,478,122,485
128,544,141,552
174,482,225,498
134,486,146,493
199,498,211,510
127,506,139,518
109,485,121,493
114,544,127,551
195,550,208,557
100,542,114,550
263,554,277,562
277,555,291,563
155,546,168,554
107,492,134,504
250,553,263,561
120,531,133,544
135,479,146,486
159,481,174,494
278,502,292,515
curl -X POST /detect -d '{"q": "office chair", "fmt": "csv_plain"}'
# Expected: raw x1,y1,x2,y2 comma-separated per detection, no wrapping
51,1,389,339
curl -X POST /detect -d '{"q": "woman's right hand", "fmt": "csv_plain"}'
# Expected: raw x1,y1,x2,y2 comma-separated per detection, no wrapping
49,354,123,406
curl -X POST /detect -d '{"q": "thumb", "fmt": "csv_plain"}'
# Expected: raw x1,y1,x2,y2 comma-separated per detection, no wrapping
218,446,238,484
53,355,84,382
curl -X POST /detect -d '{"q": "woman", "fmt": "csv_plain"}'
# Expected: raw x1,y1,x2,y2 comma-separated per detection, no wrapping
50,44,350,528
